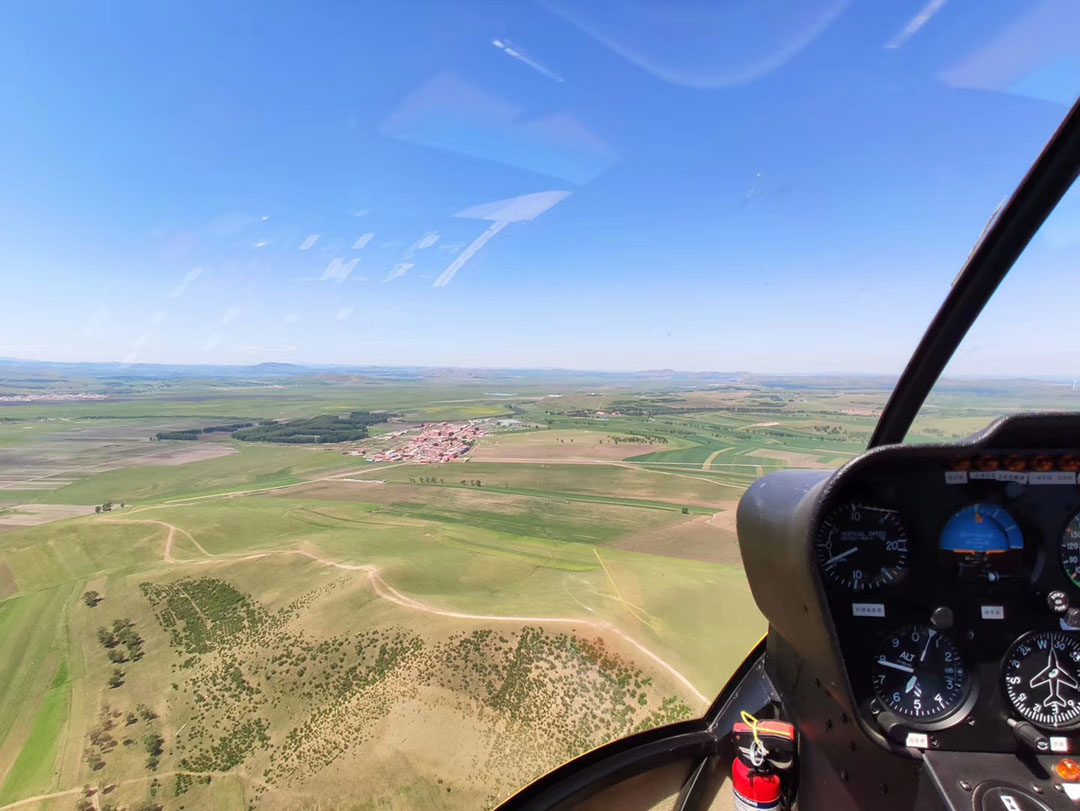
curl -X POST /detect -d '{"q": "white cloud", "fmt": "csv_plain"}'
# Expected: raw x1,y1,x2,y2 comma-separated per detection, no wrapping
220,306,241,325
353,233,375,250
349,208,371,218
299,234,321,250
319,257,360,283
254,239,269,248
384,262,415,282
886,0,947,48
381,240,402,249
336,306,354,321
440,242,465,255
170,267,204,298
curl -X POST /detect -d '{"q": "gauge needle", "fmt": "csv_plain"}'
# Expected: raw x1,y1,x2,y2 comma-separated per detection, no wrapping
825,547,858,565
904,675,918,693
920,629,937,662
879,660,915,674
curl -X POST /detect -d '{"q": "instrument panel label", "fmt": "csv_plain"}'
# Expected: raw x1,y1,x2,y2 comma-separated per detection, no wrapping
994,471,1028,484
1051,736,1069,753
1028,471,1077,485
905,732,928,749
852,603,885,617
944,471,968,484
969,471,997,480
981,605,1005,620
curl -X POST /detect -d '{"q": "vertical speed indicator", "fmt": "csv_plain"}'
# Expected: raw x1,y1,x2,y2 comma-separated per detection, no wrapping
816,502,909,591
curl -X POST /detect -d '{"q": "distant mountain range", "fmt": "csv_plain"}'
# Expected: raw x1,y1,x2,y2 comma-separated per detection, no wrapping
0,357,1074,391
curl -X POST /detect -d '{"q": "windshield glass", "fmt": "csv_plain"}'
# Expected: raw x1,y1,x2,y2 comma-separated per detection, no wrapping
0,2,1076,808
908,179,1080,443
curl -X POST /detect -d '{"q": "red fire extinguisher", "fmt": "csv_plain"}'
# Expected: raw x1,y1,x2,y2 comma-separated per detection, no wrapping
732,757,781,811
732,712,795,810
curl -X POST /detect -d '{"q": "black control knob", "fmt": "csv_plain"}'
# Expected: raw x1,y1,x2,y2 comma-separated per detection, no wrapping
930,606,954,629
1067,608,1080,629
1049,590,1070,614
1009,718,1050,753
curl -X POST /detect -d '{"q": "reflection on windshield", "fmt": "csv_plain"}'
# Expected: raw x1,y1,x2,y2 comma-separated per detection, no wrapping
0,0,1076,808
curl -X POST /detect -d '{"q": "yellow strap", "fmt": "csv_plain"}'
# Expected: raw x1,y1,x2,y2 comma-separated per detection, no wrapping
740,710,762,747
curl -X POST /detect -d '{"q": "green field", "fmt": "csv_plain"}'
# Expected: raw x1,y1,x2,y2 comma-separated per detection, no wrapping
0,370,1059,809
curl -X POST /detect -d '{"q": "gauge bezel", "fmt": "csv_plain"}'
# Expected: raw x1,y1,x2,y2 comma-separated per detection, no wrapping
814,500,910,592
1058,509,1080,590
870,624,975,729
1001,630,1080,731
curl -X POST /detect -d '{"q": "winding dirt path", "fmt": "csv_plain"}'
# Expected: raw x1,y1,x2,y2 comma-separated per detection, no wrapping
95,517,211,561
91,514,711,707
286,550,709,704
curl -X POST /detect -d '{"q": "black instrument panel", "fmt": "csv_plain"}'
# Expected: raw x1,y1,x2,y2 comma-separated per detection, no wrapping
818,434,1080,754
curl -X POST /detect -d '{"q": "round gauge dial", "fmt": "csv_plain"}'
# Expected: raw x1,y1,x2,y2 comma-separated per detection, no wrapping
1059,511,1080,588
872,625,968,721
1003,631,1080,729
815,502,908,591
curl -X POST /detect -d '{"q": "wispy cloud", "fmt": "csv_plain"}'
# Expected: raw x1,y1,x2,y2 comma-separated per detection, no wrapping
492,39,564,82
336,306,354,321
886,0,947,48
299,234,320,251
319,257,360,283
348,208,370,218
203,333,221,351
254,239,269,248
440,242,465,255
170,267,204,298
381,240,402,249
150,310,167,325
282,312,299,325
220,306,241,325
384,262,415,282
353,233,375,250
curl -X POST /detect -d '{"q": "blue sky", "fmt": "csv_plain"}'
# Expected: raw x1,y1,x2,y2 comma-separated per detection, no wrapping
0,0,1076,374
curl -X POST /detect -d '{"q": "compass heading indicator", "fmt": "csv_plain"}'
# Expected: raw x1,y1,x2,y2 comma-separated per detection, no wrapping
1003,631,1080,730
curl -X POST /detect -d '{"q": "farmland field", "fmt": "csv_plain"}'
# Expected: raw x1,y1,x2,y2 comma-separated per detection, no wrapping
0,366,1073,810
